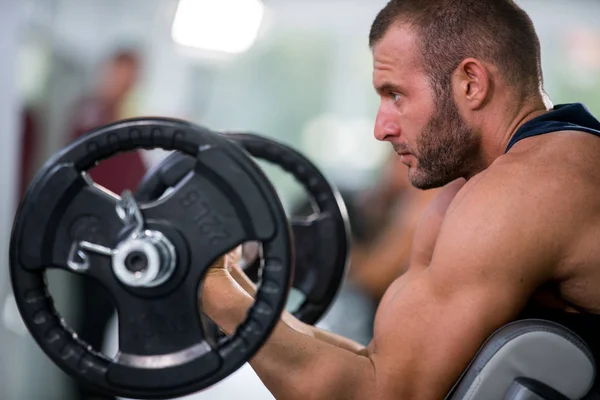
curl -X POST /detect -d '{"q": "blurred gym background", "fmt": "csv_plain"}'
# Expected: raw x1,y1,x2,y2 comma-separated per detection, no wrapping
1,0,599,399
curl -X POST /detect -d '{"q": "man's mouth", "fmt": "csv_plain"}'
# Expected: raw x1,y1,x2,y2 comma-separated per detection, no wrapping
392,143,411,156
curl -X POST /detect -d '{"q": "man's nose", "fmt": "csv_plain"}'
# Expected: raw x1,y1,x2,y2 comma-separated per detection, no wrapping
374,106,400,141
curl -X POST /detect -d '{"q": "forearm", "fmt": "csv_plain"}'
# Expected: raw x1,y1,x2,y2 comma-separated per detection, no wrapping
230,266,366,354
249,316,375,400
202,276,376,400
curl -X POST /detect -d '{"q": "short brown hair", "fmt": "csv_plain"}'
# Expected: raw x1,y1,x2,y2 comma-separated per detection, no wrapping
369,0,543,99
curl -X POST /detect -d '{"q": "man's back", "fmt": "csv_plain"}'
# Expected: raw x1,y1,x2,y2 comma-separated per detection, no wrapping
494,103,600,315
490,131,600,314
511,130,600,315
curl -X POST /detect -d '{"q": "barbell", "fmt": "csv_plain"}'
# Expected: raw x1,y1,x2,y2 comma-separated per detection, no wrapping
9,117,350,399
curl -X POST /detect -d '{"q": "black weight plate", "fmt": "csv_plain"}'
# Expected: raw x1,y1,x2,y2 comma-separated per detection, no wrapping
9,118,293,399
136,132,350,325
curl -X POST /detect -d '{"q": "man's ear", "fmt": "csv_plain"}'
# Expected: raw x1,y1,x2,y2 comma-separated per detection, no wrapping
453,58,491,110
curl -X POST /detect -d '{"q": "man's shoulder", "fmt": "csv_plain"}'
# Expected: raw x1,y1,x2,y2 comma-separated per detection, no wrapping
446,158,558,222
473,133,591,190
448,142,595,239
490,130,600,194
506,128,600,170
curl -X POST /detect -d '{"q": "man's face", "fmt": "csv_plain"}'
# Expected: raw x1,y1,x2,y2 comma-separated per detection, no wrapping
372,25,480,189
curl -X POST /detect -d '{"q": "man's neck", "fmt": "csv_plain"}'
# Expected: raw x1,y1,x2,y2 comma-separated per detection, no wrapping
479,96,552,168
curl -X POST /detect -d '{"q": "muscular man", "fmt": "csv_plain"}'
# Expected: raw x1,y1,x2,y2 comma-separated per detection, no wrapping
201,1,600,398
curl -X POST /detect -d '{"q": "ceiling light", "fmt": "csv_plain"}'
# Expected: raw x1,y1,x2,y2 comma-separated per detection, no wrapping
171,0,265,55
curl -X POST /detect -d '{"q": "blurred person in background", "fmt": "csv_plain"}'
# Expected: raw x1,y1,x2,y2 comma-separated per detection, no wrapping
67,47,145,400
67,47,146,195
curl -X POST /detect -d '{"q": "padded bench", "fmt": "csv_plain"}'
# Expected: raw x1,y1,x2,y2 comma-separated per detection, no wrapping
447,320,596,400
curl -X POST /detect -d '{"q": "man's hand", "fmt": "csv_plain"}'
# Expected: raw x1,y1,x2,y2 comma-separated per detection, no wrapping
205,246,243,279
200,245,254,337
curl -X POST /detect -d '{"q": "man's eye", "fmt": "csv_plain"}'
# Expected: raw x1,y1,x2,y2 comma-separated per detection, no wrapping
391,93,401,103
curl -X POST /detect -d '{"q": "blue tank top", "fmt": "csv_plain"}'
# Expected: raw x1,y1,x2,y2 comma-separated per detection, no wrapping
509,103,600,395
505,102,600,152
